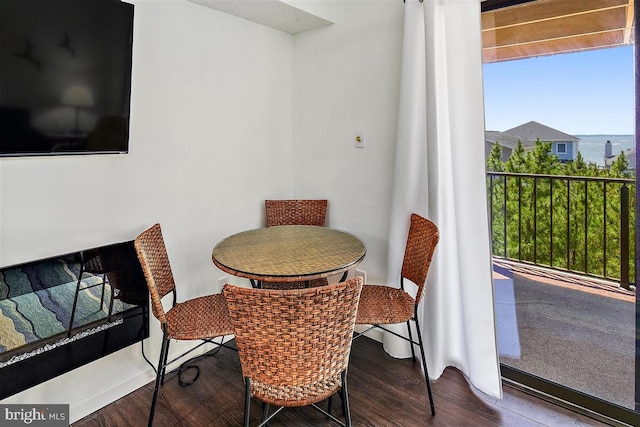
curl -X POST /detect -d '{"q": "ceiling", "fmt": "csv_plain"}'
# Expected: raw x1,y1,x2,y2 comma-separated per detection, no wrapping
482,0,635,63
187,0,633,61
187,0,334,34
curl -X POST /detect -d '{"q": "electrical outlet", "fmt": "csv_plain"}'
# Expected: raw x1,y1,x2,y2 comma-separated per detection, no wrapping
355,269,366,283
354,129,365,148
217,276,228,288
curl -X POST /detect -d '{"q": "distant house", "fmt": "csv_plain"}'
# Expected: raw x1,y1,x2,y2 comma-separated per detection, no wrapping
604,141,635,171
503,121,580,163
485,130,535,162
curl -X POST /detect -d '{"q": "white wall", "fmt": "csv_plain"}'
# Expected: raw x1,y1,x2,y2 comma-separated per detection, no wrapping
1,0,294,421
292,0,404,284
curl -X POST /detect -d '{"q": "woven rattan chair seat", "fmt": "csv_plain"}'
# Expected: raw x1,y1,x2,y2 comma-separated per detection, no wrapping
251,375,342,407
165,293,234,341
356,284,415,325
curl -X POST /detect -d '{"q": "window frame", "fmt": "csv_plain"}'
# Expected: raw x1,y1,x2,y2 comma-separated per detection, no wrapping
556,142,567,154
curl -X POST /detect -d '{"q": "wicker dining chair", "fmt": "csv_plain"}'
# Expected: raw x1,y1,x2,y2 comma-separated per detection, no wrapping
134,223,235,427
263,199,329,289
265,199,328,227
223,276,363,427
353,213,439,416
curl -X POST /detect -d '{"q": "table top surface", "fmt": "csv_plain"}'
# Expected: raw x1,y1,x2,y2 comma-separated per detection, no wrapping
211,225,366,282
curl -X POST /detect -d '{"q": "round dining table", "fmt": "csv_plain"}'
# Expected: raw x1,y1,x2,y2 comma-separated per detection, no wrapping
211,225,366,287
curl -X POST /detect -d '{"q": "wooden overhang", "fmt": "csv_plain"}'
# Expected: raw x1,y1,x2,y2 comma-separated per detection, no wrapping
482,0,635,63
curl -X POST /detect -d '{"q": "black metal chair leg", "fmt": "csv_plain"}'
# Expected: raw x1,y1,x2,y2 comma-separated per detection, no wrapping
244,378,251,427
261,402,268,419
341,371,351,427
413,318,435,416
99,274,107,309
340,389,348,422
261,402,271,427
149,335,170,427
160,339,171,386
68,273,84,337
327,387,346,417
406,320,416,360
107,286,115,322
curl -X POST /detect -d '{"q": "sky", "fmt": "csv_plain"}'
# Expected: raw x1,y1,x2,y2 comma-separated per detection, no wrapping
482,46,634,135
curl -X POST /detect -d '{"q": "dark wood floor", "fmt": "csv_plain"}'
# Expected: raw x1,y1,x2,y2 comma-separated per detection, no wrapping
73,337,611,426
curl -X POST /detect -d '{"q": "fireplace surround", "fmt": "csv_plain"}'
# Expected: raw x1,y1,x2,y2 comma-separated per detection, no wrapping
0,240,149,399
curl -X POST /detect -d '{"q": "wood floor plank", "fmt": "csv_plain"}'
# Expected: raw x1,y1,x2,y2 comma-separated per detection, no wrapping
72,337,612,427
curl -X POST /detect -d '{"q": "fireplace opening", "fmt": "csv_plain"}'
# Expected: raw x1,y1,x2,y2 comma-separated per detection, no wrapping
0,240,149,399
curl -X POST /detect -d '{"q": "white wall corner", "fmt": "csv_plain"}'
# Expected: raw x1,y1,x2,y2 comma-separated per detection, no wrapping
186,0,335,34
280,0,336,23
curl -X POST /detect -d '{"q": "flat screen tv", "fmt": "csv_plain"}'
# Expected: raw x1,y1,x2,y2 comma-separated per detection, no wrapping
0,0,134,157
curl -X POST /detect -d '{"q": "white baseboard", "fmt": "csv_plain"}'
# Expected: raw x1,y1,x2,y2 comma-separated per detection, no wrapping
70,369,152,423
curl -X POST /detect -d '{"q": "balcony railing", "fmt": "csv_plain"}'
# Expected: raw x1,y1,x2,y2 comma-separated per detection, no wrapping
487,172,635,290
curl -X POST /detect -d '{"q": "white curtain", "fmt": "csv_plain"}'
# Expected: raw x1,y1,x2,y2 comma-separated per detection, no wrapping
385,0,502,399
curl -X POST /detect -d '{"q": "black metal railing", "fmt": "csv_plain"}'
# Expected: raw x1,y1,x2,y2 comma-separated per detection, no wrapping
487,172,635,289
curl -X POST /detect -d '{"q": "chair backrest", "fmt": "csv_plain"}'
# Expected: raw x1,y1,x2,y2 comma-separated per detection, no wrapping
134,223,176,325
401,213,439,305
265,199,327,227
223,276,363,392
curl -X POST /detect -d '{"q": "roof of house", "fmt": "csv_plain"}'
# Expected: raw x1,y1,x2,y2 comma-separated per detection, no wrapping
485,130,535,150
504,121,579,143
604,148,635,169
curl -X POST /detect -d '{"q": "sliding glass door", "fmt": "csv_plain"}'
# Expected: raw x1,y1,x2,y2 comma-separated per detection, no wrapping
482,0,638,424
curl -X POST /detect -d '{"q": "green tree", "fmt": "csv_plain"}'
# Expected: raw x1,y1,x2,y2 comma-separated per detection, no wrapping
486,140,635,285
565,151,589,175
487,143,503,172
609,152,630,178
504,140,527,173
525,139,559,174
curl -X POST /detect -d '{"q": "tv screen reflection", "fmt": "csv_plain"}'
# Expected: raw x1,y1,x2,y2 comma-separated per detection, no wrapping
0,0,134,156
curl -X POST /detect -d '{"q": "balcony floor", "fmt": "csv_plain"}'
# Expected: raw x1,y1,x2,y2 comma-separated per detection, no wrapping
494,259,636,410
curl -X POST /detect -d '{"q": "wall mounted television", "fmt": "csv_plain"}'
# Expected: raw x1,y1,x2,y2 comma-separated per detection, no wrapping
0,0,134,157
